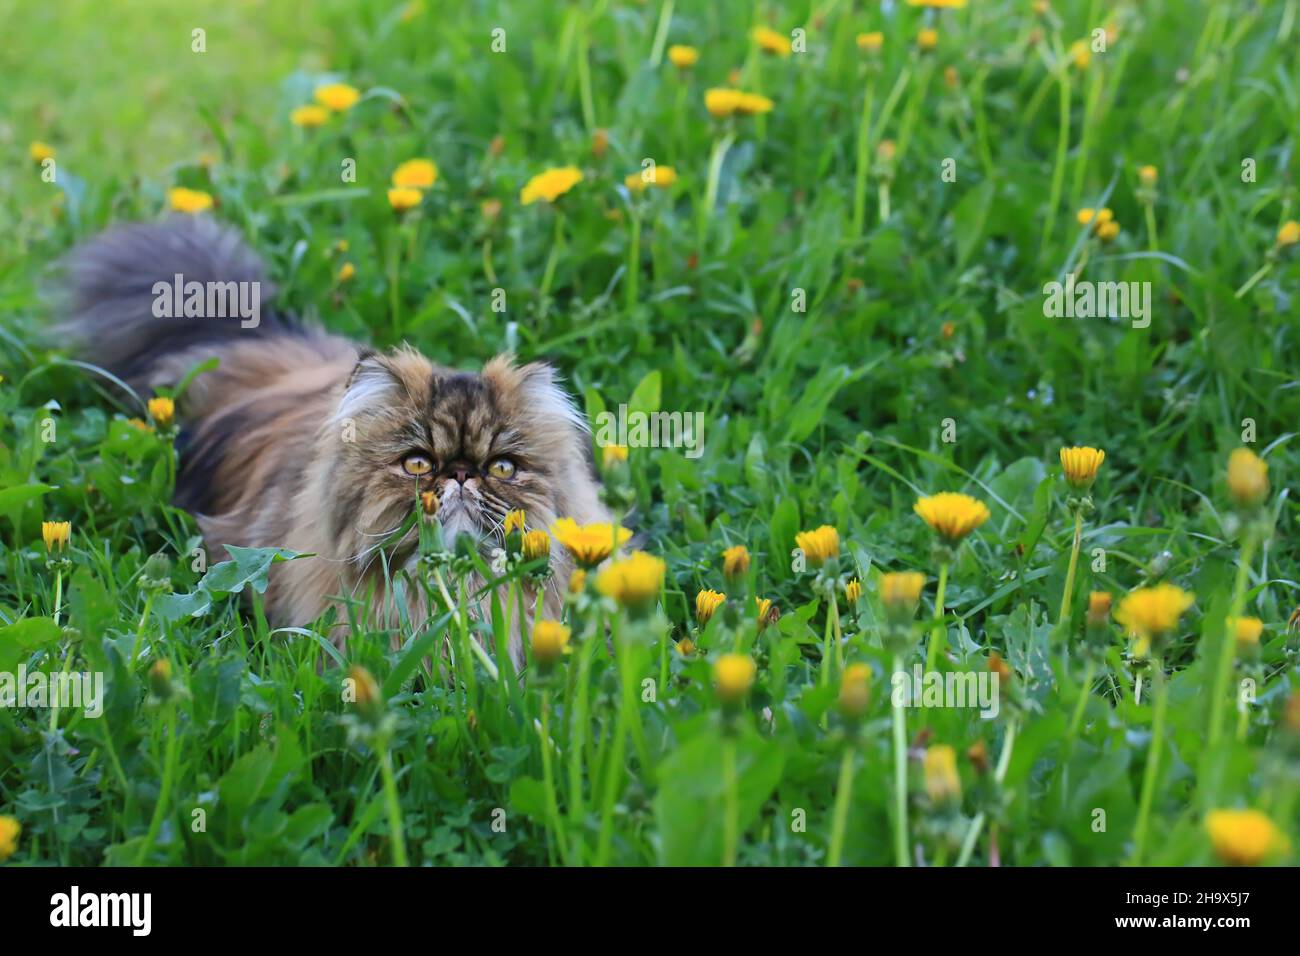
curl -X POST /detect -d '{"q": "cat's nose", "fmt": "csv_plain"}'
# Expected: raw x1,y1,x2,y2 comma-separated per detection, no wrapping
445,461,474,485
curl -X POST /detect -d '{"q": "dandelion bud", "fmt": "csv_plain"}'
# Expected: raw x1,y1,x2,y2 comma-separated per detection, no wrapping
591,128,609,159
1087,591,1112,625
568,568,587,595
1277,221,1300,247
722,544,750,580
966,740,989,775
844,578,862,603
148,396,175,430
676,638,696,656
522,530,551,562
923,745,961,806
838,663,872,719
1227,448,1268,507
713,653,756,707
1138,165,1158,187
420,491,439,516
41,520,71,553
531,619,571,669
0,816,20,862
695,589,726,626
149,659,175,700
348,665,382,717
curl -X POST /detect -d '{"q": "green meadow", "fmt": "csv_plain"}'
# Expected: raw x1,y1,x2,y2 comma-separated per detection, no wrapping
1,0,1298,866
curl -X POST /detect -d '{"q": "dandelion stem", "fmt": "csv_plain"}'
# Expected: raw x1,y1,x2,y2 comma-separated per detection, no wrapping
538,210,566,318
135,703,180,866
1041,44,1072,264
538,688,569,864
378,737,410,867
722,734,739,866
891,652,910,867
699,132,735,247
568,614,600,864
1131,657,1167,864
955,717,1017,867
1143,202,1159,253
575,5,596,132
51,568,63,627
647,0,674,66
1067,658,1097,741
1234,261,1272,299
1208,531,1257,749
851,77,877,238
596,618,635,865
1058,509,1084,626
925,562,950,673
626,207,641,310
827,744,855,867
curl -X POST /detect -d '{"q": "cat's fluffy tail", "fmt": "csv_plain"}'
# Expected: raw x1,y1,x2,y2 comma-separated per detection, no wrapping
58,215,297,387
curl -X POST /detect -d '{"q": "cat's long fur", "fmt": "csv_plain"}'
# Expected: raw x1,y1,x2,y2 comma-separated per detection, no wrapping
59,216,608,664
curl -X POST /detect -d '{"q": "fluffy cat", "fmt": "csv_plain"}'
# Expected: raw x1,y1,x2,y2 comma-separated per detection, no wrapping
59,215,607,665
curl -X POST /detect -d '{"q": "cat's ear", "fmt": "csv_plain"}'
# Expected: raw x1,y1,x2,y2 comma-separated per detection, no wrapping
507,357,589,436
337,350,405,421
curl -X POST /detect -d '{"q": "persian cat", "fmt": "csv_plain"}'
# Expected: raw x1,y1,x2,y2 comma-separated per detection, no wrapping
60,216,607,664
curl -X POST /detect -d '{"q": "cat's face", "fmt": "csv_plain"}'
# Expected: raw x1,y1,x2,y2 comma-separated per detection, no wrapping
324,348,594,572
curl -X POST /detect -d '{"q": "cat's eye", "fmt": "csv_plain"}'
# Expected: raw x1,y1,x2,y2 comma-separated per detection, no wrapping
402,453,434,477
487,458,516,479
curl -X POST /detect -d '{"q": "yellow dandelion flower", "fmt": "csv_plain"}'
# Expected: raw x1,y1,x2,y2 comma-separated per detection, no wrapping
290,105,330,128
314,83,361,112
520,166,583,205
522,530,551,561
568,568,587,595
392,158,438,189
838,662,872,718
1227,448,1268,507
167,187,213,214
1115,584,1194,644
387,187,423,212
795,525,840,567
722,545,750,579
844,578,862,603
917,28,939,51
1087,591,1112,625
29,141,55,163
752,26,792,57
126,418,151,432
913,492,990,543
503,509,527,536
1278,221,1300,247
601,444,629,467
1097,220,1120,242
595,550,666,610
696,589,726,625
705,87,744,118
880,571,926,614
531,619,571,666
1069,39,1091,69
42,521,71,553
1231,616,1264,650
148,396,175,429
755,596,774,625
1138,165,1158,186
0,816,20,861
668,44,699,69
1205,809,1288,866
336,262,356,282
713,653,756,705
736,92,775,115
1060,446,1105,490
924,745,961,804
551,518,633,567
857,32,884,53
676,638,696,656
624,166,678,192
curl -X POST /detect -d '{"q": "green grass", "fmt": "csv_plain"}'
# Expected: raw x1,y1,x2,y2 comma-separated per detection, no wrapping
1,0,1299,867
